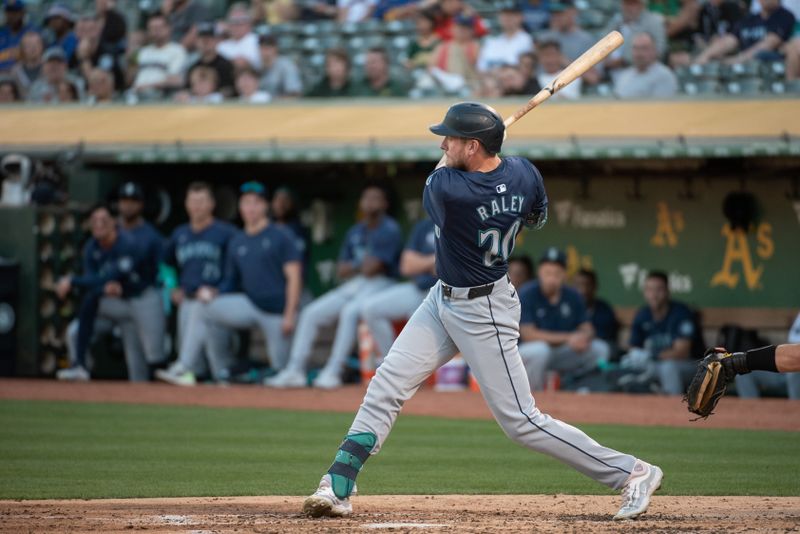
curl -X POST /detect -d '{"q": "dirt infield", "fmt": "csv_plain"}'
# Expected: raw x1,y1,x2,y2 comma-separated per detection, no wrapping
2,495,800,533
1,378,799,431
2,379,800,532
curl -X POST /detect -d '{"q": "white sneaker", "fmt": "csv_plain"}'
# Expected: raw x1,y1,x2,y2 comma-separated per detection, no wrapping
155,364,196,386
264,369,306,388
303,474,352,517
312,370,342,389
614,460,663,520
56,365,90,381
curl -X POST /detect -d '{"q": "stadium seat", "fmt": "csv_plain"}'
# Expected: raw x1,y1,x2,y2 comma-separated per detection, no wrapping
724,61,760,80
682,80,721,95
725,78,763,95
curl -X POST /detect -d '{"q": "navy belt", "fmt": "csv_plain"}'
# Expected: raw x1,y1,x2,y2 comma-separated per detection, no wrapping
441,282,494,299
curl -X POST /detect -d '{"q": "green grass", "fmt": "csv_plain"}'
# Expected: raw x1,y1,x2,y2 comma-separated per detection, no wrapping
0,399,798,500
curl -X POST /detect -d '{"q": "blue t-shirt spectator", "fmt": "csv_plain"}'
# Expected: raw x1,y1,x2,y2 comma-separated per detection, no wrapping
339,215,403,279
735,7,795,50
587,299,619,344
219,224,302,314
405,218,437,290
629,300,695,357
0,22,36,71
163,220,239,295
519,280,587,332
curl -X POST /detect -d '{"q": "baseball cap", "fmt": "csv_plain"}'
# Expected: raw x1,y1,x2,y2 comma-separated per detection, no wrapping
3,0,25,12
196,21,218,37
240,181,267,198
118,181,144,201
42,47,67,63
538,247,566,268
44,4,76,24
549,0,575,11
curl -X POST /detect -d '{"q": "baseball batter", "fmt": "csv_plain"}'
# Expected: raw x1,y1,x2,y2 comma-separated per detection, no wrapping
304,102,663,521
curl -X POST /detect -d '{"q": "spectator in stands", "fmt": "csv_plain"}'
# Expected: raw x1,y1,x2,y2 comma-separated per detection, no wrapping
521,0,551,32
162,0,209,52
406,9,440,70
258,34,303,98
354,47,410,96
477,3,533,72
27,47,84,103
429,14,480,87
602,0,667,68
43,4,78,63
175,65,224,103
508,255,534,290
306,47,357,97
74,13,125,93
518,247,611,391
693,0,795,64
217,3,261,70
267,184,403,389
667,0,743,67
625,271,696,395
433,0,487,41
0,0,37,73
574,268,619,348
538,0,595,62
338,0,378,22
252,0,298,25
517,50,541,88
155,182,239,386
497,63,540,95
86,67,116,103
131,14,187,100
787,37,800,80
613,32,678,97
374,0,422,21
123,29,146,88
56,204,152,382
57,78,79,102
186,22,235,97
94,0,127,52
0,76,20,102
536,39,581,98
236,66,271,102
358,217,436,367
10,30,43,96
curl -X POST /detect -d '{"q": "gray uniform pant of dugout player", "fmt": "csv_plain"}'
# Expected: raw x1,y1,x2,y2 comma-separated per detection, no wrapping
67,288,165,381
361,282,428,358
518,339,611,391
736,371,800,399
177,294,290,380
284,275,393,375
349,276,636,490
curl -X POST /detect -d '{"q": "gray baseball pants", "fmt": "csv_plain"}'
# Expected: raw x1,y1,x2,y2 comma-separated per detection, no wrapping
67,288,165,381
348,276,636,490
518,339,611,391
284,275,393,375
361,282,428,358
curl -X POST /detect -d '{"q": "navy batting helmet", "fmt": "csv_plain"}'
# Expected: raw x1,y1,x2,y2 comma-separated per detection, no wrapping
429,102,505,155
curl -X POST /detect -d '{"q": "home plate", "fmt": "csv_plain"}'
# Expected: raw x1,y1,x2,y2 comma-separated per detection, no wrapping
363,523,448,529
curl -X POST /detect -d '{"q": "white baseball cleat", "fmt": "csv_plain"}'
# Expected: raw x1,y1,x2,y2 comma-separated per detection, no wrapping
303,474,353,518
55,365,90,381
614,459,663,520
155,363,196,386
264,369,306,388
312,370,342,389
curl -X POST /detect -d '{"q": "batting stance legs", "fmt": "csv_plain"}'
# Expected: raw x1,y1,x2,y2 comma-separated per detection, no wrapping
306,278,657,518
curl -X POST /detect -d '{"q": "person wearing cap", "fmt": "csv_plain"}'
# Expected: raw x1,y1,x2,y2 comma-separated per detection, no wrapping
155,182,239,386
185,22,234,97
517,247,611,391
26,46,84,103
161,0,209,51
43,3,78,63
113,182,168,370
267,184,403,389
536,0,595,63
131,13,187,98
216,3,260,70
0,0,38,73
258,34,302,98
601,0,667,68
169,181,302,383
476,2,533,72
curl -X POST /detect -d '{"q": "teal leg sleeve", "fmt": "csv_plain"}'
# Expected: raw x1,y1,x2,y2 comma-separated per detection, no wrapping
327,432,376,499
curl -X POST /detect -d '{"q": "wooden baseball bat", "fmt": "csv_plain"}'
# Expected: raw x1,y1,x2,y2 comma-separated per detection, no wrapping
503,30,624,129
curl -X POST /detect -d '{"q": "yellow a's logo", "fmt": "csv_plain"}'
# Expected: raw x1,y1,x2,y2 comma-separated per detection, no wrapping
565,245,593,278
651,202,684,248
711,223,774,290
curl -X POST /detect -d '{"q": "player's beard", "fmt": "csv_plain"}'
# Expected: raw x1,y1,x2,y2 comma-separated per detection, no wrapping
447,154,468,171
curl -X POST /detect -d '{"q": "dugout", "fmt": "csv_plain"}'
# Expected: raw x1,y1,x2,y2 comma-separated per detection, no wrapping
0,98,798,377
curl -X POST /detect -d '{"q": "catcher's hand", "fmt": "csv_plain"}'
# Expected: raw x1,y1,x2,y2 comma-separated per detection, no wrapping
683,347,748,419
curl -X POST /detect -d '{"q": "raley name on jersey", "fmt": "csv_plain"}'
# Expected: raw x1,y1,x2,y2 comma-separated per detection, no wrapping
476,194,526,222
